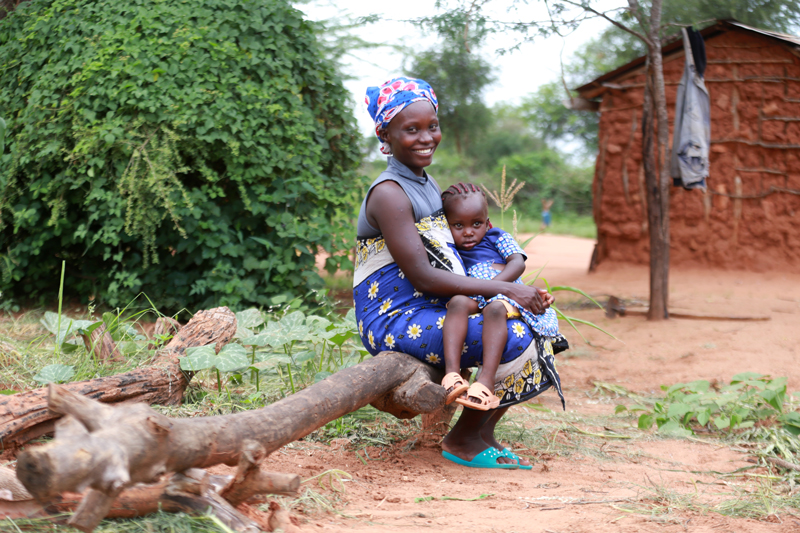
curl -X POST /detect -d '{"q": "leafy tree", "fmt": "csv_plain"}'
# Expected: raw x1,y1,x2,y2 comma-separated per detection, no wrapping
660,0,800,33
498,149,593,215
470,103,546,172
529,0,800,154
0,0,363,311
408,43,494,155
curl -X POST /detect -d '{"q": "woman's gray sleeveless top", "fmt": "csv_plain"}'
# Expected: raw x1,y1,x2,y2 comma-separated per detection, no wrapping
357,157,442,239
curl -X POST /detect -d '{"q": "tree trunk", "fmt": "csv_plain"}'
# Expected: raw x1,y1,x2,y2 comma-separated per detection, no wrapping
645,0,670,320
0,307,236,459
14,351,446,531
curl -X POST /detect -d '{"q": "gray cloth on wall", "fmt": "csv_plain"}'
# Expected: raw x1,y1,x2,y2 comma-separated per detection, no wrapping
356,156,442,239
670,27,710,191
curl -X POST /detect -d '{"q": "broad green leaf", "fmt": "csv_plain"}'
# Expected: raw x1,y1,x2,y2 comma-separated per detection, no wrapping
344,308,358,327
33,364,75,384
40,312,96,344
293,350,317,364
259,353,292,367
280,311,308,343
759,389,783,412
614,405,627,414
258,321,292,347
314,371,333,382
657,420,692,438
216,344,249,372
0,390,16,395
239,334,270,347
731,372,764,383
779,412,800,435
697,409,710,426
236,308,264,329
328,330,355,347
306,316,332,330
666,403,693,419
713,416,731,430
180,345,218,371
638,413,654,430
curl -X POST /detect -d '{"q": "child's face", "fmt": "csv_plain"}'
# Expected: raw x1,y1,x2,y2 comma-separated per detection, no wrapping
445,195,489,251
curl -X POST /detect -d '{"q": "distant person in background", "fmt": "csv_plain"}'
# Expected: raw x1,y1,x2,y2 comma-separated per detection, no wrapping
540,198,554,231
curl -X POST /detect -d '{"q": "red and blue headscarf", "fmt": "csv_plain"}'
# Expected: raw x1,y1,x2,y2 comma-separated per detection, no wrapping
365,77,438,155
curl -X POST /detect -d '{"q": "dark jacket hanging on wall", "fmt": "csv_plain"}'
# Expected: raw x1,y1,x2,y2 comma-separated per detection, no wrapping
670,27,710,191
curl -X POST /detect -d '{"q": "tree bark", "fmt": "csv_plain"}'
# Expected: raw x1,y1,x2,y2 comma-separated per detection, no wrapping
645,0,670,320
14,351,445,531
0,307,236,459
81,324,123,363
148,316,182,350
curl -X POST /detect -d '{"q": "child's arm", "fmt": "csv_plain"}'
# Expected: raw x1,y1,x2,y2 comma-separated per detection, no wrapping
492,254,526,283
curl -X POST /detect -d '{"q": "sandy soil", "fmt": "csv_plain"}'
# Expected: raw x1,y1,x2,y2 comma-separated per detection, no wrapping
286,234,800,532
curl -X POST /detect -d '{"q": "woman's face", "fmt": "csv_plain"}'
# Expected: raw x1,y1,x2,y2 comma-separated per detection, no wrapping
381,101,441,176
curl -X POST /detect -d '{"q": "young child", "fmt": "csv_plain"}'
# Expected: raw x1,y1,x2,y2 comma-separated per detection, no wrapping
441,184,561,410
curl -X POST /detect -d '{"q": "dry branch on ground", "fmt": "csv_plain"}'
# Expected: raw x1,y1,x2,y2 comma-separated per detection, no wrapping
7,346,449,531
0,307,236,458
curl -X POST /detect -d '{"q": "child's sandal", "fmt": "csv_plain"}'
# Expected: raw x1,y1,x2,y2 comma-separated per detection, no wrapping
455,382,501,411
441,372,469,405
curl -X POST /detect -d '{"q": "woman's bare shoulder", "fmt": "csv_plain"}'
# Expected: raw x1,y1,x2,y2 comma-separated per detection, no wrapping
366,179,412,212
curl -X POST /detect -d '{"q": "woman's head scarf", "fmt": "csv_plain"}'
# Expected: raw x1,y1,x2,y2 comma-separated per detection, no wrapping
365,77,438,155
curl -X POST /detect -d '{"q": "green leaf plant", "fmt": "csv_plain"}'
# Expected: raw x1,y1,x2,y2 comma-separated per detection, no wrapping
618,374,799,437
175,307,366,396
0,0,364,312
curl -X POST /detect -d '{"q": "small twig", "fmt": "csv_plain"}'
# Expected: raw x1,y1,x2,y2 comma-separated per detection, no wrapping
764,456,800,472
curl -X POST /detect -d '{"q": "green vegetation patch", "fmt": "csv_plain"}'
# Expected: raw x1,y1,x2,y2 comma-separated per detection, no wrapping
0,0,363,311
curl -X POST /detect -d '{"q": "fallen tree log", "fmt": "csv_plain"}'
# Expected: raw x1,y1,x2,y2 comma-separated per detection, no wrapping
14,351,448,531
0,307,236,458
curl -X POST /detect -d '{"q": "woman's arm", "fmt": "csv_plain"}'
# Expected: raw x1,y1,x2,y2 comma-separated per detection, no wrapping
366,181,551,314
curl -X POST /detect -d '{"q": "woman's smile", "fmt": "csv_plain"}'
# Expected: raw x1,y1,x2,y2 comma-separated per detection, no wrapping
381,101,441,176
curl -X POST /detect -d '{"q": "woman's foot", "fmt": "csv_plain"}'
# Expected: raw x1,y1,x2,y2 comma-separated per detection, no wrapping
479,408,533,468
442,409,515,465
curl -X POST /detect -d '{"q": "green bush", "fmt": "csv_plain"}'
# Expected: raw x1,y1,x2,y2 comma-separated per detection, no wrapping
497,149,593,216
0,0,363,311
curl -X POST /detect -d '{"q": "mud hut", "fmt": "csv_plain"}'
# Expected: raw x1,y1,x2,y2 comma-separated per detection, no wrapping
575,20,800,271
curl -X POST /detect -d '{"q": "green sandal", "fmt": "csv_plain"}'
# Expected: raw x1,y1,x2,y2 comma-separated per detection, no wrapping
499,448,533,470
442,448,519,469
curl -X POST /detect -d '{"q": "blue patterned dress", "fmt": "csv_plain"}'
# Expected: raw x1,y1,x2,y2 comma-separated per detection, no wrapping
459,228,560,337
353,162,566,409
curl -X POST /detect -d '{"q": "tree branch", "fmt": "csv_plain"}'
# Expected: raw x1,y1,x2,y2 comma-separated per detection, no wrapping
559,0,651,46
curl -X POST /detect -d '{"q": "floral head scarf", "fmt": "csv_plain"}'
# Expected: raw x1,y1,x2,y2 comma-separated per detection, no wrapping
365,77,438,155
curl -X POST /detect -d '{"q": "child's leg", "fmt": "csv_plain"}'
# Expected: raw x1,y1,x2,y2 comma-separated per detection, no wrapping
475,300,508,389
442,295,480,375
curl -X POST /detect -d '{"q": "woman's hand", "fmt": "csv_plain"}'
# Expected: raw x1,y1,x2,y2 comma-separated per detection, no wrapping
499,283,554,315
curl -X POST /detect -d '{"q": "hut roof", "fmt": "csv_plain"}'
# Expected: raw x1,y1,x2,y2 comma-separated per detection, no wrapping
574,20,800,100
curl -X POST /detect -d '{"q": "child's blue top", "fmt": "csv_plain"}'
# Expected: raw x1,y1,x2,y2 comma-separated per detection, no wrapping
458,228,527,274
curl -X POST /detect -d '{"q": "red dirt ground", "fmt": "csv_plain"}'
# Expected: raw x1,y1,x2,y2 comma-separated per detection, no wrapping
269,234,800,532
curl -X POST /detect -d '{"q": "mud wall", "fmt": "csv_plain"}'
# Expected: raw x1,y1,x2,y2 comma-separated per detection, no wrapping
592,29,800,271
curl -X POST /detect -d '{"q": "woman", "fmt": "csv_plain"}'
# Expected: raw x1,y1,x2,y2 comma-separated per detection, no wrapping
354,77,565,468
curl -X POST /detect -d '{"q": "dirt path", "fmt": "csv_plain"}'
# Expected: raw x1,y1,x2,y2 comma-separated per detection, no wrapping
293,235,800,532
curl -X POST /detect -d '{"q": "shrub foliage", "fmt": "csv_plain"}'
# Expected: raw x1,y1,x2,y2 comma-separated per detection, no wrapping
0,0,362,310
